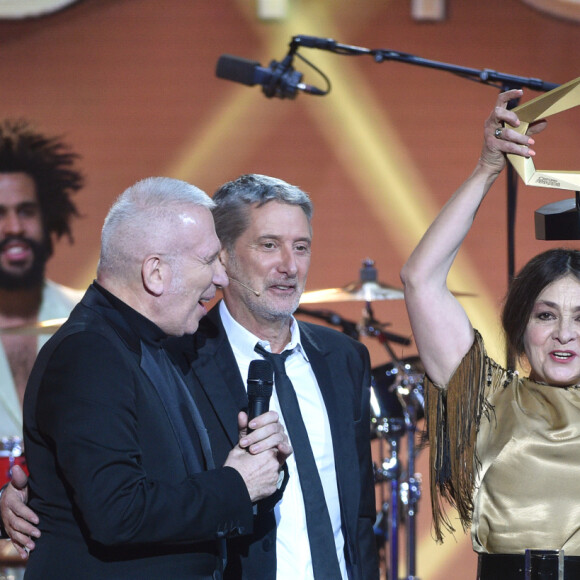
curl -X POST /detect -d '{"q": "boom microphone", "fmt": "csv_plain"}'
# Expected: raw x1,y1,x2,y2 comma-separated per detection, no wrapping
228,276,261,296
247,360,274,428
216,54,325,99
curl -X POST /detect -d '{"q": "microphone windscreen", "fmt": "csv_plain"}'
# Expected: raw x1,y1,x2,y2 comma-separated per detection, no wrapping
216,55,259,86
247,360,274,399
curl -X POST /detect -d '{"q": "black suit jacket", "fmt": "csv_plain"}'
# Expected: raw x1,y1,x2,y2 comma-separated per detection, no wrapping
192,304,380,580
23,285,254,580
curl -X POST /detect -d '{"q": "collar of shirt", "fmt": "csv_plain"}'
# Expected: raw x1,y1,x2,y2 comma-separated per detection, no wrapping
92,281,196,372
94,283,197,382
93,281,168,348
219,300,308,363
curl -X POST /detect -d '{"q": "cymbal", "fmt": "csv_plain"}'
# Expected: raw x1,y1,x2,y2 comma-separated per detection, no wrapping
0,317,67,335
300,280,405,304
300,282,477,304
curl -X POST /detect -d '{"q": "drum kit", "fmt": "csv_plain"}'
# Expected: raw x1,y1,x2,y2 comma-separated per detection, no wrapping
299,258,428,580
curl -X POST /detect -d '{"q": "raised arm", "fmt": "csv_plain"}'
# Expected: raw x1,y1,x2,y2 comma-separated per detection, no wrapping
400,89,545,385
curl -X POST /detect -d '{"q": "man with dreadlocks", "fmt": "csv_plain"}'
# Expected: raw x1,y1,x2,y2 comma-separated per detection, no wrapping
0,120,83,441
0,121,82,574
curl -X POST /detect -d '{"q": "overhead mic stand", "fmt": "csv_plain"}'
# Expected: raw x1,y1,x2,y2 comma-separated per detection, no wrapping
289,34,558,93
287,35,560,368
505,116,520,369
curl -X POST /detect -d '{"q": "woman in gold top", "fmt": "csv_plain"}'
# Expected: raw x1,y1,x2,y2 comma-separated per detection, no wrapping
401,89,580,579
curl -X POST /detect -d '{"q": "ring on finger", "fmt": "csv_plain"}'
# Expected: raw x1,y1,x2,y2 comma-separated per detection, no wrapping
494,127,503,139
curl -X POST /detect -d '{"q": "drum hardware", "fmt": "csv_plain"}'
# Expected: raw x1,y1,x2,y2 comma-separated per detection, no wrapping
359,301,412,369
295,305,412,349
373,502,389,546
399,369,422,580
372,357,425,580
400,475,422,521
294,307,361,340
373,414,405,579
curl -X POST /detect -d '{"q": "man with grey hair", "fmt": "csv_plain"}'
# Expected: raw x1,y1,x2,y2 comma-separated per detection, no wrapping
14,176,290,579
193,174,379,579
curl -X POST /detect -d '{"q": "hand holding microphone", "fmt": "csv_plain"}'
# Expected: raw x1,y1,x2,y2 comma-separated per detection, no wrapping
224,360,291,501
239,360,292,464
247,360,274,428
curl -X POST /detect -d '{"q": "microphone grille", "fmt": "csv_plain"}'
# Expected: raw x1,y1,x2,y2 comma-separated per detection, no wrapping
247,360,274,396
216,55,259,86
248,359,273,382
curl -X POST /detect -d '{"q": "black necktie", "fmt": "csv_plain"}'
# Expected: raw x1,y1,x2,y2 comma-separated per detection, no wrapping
255,343,342,580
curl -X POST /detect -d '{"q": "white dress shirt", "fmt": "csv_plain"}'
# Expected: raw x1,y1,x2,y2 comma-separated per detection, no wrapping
219,301,347,580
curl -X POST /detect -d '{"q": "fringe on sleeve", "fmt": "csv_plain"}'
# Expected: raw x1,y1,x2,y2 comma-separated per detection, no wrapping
426,329,496,543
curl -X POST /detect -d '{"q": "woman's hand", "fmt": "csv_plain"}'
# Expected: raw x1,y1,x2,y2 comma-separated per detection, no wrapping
479,89,547,173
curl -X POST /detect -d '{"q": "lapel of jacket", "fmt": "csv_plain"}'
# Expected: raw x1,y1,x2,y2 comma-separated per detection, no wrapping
83,285,210,474
298,322,361,546
140,342,211,473
191,304,247,447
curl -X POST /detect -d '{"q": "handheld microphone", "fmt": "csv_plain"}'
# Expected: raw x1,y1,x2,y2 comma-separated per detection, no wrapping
247,360,274,430
216,54,325,99
228,276,261,296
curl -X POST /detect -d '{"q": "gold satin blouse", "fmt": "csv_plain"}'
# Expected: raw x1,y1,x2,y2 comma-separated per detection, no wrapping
426,330,580,555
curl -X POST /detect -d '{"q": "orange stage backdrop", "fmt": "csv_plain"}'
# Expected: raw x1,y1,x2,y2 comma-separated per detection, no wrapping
0,1,578,578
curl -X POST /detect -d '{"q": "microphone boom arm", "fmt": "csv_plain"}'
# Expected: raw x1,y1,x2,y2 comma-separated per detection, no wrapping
289,35,559,92
217,35,558,100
